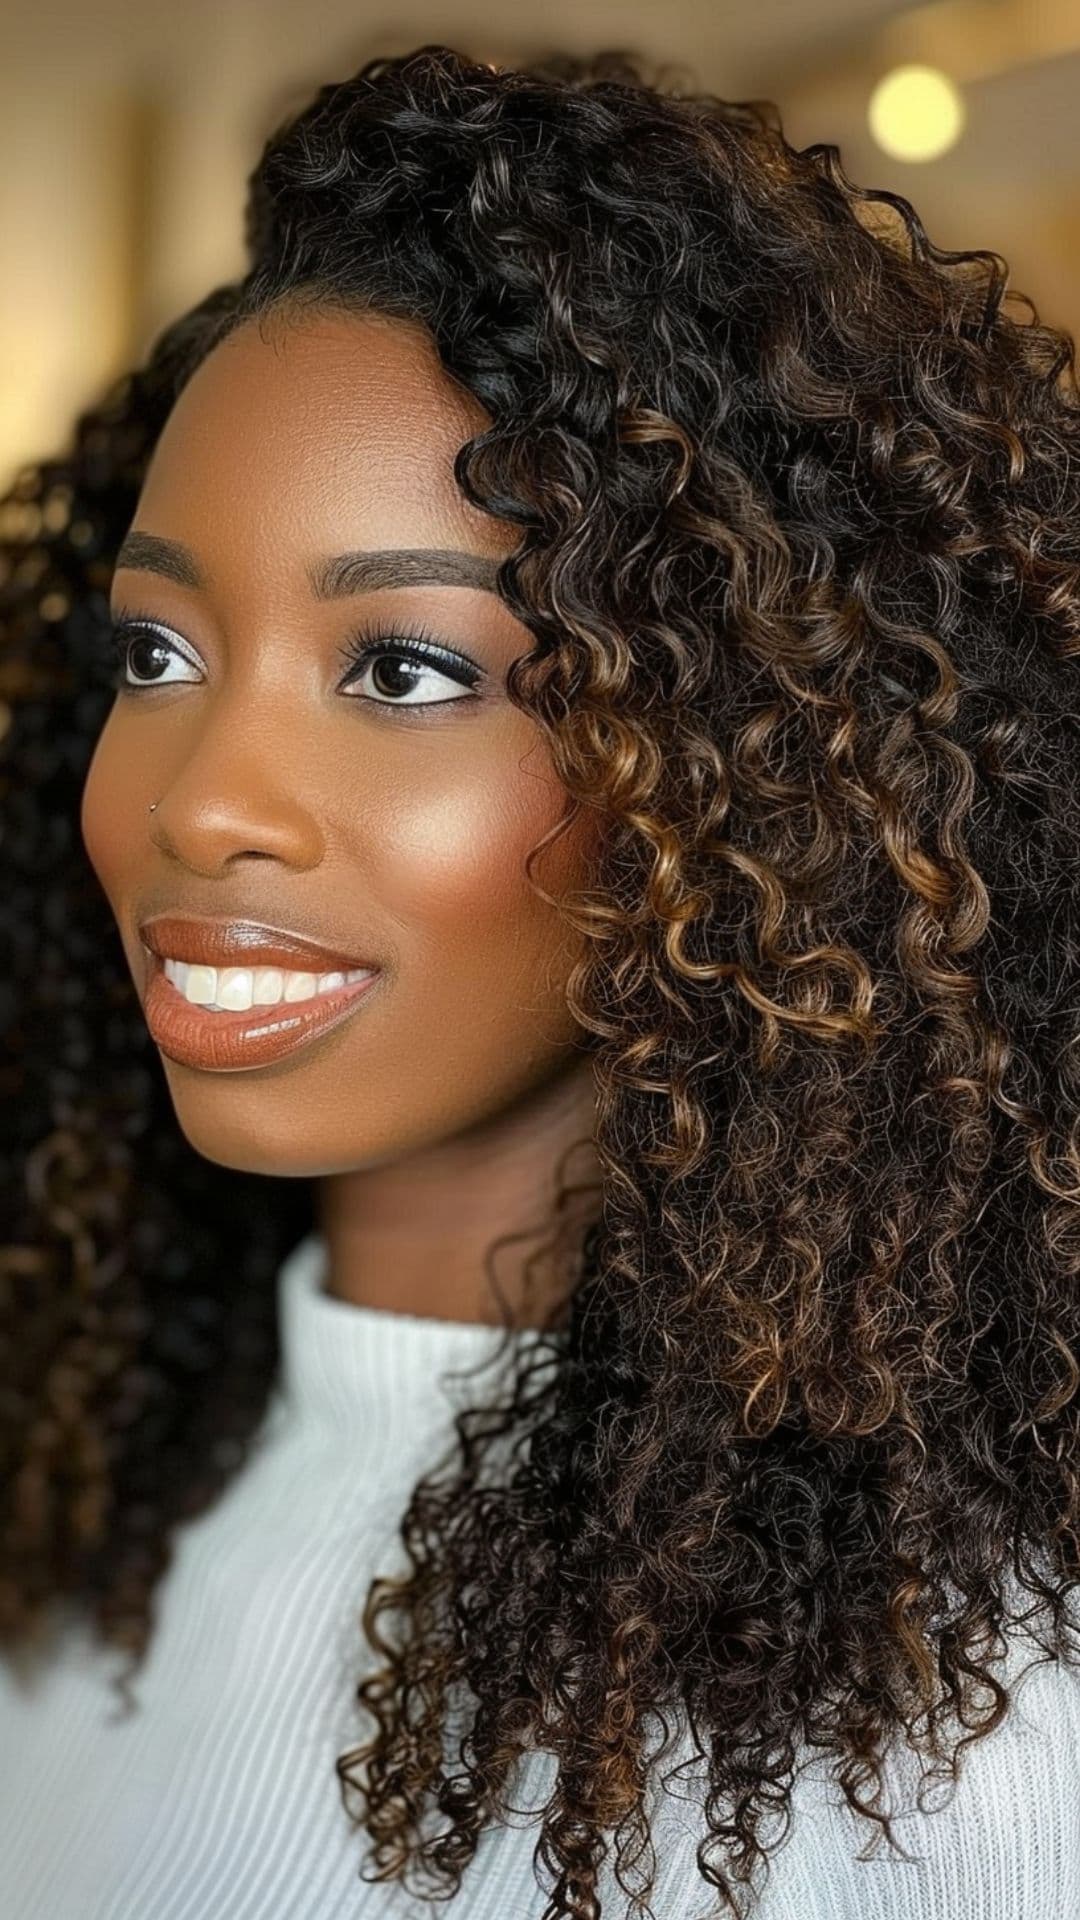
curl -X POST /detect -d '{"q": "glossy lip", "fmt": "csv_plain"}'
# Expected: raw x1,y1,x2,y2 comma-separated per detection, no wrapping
138,913,379,975
141,950,382,1073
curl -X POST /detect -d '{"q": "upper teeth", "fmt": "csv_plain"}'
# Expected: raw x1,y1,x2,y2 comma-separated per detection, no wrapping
163,958,372,1012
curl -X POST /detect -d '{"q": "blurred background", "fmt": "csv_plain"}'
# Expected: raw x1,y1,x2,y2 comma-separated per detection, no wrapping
3,0,1080,493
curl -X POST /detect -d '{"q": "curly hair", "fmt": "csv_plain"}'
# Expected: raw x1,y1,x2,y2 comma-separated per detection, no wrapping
2,39,1080,1920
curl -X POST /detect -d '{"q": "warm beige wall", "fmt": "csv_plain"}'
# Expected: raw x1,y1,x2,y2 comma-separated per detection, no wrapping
2,0,1078,493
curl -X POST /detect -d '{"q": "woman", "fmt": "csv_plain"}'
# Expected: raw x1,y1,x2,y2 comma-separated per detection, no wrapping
1,40,1078,1920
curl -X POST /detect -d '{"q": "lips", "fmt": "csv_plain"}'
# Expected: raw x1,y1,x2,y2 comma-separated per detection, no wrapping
138,914,378,975
135,912,383,1072
139,947,382,1072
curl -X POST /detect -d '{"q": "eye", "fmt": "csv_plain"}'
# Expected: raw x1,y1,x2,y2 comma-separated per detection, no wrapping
336,623,484,709
107,611,201,690
106,607,485,712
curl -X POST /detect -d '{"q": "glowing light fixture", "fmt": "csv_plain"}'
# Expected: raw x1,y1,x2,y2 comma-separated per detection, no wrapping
867,64,965,163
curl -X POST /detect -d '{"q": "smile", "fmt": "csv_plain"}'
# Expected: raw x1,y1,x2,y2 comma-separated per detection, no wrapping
140,948,382,1072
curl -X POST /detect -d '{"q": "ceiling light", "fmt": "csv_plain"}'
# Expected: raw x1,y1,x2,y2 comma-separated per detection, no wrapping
867,64,965,163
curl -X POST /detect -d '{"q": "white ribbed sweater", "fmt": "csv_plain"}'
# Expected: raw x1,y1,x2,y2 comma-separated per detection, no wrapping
2,1229,1078,1920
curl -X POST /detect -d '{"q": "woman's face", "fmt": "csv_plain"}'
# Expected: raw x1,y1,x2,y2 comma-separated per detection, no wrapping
81,305,599,1178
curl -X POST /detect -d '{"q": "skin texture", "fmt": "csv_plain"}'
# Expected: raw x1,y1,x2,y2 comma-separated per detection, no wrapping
80,306,602,1326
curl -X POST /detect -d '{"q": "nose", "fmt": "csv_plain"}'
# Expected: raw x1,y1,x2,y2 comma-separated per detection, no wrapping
147,770,325,875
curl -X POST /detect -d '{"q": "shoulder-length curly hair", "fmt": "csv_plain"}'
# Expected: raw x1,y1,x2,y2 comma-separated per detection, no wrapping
2,39,1080,1920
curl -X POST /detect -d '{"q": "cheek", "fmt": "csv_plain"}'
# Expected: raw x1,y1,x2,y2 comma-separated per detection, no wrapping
368,736,598,1022
80,713,139,913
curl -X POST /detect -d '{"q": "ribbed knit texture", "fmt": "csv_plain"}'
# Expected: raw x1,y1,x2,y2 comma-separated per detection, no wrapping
2,1228,1079,1919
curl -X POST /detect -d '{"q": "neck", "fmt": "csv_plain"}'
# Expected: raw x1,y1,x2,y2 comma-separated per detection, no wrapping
315,1057,601,1327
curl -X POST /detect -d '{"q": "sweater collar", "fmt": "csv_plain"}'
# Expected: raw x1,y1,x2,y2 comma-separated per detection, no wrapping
273,1229,534,1443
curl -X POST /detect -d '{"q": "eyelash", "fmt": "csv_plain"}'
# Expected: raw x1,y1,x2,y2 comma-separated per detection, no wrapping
105,605,485,712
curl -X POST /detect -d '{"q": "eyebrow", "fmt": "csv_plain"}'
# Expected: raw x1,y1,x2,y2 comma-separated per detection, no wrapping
112,531,504,600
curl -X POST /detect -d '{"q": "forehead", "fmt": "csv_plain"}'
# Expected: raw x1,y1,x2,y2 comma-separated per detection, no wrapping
134,307,512,572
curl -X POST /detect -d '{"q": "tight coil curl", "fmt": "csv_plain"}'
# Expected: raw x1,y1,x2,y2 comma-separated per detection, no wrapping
2,41,1080,1920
